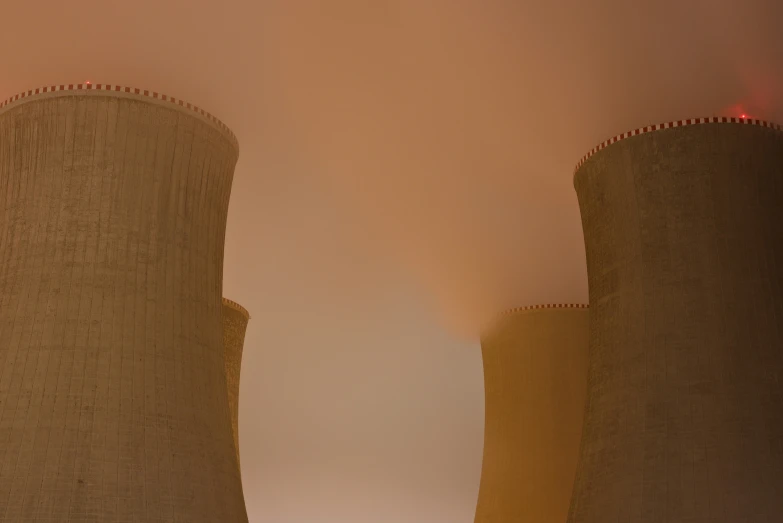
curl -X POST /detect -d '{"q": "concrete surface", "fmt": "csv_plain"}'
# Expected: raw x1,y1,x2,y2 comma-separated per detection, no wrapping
222,298,250,472
475,306,589,523
0,88,247,522
570,121,783,522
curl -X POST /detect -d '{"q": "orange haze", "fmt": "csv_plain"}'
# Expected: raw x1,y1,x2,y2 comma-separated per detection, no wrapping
1,1,781,521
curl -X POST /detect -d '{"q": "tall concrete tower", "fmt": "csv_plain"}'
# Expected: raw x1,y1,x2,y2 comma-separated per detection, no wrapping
0,84,247,522
475,304,589,523
222,298,250,471
569,118,783,522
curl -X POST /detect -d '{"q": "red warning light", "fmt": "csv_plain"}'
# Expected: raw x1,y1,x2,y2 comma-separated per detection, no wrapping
85,81,91,85
740,113,747,119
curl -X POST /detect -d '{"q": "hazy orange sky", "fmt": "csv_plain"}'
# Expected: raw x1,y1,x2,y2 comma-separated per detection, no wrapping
2,0,782,521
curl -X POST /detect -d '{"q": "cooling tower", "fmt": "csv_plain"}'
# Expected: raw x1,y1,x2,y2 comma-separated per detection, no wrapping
475,304,589,523
569,118,783,522
0,84,247,522
222,298,250,470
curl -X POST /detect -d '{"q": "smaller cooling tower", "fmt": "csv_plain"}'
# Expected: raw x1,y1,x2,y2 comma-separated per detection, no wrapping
474,304,589,523
222,298,251,470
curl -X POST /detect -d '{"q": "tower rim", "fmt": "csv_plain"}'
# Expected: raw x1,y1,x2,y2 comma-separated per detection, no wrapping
222,297,251,320
481,303,589,338
0,83,239,154
496,303,589,317
573,116,783,183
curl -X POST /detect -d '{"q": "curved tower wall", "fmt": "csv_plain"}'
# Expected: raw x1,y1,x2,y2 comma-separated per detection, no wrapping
0,84,247,522
569,118,783,522
222,298,250,471
475,305,589,523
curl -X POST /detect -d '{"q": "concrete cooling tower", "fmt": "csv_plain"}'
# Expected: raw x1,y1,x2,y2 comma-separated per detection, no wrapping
569,118,783,522
475,304,589,523
222,298,251,471
0,84,247,522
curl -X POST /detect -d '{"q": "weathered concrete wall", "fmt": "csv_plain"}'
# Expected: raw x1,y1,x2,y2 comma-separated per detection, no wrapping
0,85,247,522
222,298,250,471
475,305,589,523
570,120,783,522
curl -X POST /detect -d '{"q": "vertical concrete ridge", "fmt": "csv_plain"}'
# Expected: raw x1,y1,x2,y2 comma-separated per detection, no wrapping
570,121,783,522
475,307,589,523
0,89,247,521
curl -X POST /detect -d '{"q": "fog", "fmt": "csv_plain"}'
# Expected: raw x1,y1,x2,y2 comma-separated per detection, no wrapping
1,0,781,521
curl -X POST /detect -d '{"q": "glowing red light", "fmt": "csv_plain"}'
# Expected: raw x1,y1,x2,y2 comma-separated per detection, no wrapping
741,114,747,118
85,81,91,85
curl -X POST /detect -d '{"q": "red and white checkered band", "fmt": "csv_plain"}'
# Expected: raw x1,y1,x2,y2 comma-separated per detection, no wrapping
222,297,250,320
499,303,589,317
0,83,238,152
480,303,589,335
574,117,783,176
